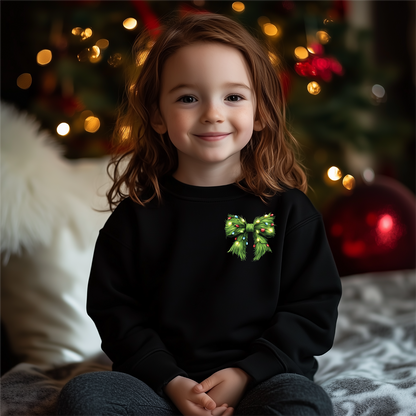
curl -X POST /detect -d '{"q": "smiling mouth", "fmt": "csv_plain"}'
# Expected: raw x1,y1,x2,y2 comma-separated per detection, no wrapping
194,133,231,141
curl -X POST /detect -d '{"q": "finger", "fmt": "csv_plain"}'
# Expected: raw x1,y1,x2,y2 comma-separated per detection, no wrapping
197,394,216,411
194,374,220,393
210,404,229,416
223,406,234,416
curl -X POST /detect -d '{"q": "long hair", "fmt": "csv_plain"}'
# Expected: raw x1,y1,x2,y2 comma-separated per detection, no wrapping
107,12,307,211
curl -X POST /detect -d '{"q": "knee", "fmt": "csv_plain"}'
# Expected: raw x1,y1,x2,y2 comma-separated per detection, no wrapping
238,373,333,416
57,372,111,415
57,371,146,415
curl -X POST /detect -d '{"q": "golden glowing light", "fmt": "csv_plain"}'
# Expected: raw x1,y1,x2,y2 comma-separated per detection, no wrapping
294,46,309,60
316,31,330,44
57,123,70,136
232,2,245,12
123,18,137,30
17,73,32,89
342,174,355,190
108,53,123,67
307,81,321,95
327,166,342,181
323,18,334,25
263,23,279,36
37,49,52,65
89,46,101,63
89,45,100,59
257,16,270,27
136,49,150,66
307,46,316,54
82,28,93,40
96,39,109,49
84,116,100,133
72,27,83,36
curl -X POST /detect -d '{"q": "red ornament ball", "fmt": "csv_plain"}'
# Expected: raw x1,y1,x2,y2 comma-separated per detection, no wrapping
261,228,265,232
323,176,415,276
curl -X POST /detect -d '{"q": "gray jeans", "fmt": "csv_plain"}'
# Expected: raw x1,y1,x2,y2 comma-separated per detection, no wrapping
57,371,333,416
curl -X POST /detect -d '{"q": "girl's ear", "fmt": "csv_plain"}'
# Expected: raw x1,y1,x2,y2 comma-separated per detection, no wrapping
253,118,265,132
150,107,167,134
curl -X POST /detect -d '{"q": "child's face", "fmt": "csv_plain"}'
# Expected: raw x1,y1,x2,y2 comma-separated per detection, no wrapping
151,42,263,171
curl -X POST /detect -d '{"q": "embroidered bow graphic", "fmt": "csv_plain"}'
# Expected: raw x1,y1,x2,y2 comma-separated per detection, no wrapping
225,214,275,261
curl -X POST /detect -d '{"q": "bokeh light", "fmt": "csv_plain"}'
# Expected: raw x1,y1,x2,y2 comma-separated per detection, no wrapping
17,73,32,89
96,39,109,49
257,16,270,27
37,49,52,65
232,2,245,12
327,166,342,181
123,18,137,30
363,168,375,183
84,116,100,133
263,23,279,36
316,31,331,44
108,54,123,67
342,174,356,190
294,46,309,60
307,81,321,95
57,123,70,136
372,84,385,98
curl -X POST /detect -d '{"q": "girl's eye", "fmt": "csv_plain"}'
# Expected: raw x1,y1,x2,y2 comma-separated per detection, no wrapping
226,95,243,102
178,96,197,104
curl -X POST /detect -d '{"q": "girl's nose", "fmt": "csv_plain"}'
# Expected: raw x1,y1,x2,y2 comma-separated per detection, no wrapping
200,102,224,124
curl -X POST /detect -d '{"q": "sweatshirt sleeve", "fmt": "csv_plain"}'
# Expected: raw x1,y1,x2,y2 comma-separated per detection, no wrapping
86,200,187,396
234,205,342,386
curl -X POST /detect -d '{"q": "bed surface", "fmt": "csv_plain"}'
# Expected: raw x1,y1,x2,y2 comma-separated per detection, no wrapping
1,269,415,416
315,269,415,416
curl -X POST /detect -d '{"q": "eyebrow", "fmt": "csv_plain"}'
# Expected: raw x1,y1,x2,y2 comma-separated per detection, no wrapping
168,82,251,94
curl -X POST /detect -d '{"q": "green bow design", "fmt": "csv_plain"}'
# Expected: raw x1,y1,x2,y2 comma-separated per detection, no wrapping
225,214,275,261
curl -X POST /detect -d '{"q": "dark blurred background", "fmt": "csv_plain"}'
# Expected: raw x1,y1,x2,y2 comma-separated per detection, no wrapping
2,1,415,275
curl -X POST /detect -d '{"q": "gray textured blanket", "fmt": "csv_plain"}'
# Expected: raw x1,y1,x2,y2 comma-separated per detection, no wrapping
2,270,415,416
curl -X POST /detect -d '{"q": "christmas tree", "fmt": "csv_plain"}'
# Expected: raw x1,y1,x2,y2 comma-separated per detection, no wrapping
2,0,414,209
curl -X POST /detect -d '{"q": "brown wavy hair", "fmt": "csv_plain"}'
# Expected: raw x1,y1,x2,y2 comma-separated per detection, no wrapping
107,12,307,211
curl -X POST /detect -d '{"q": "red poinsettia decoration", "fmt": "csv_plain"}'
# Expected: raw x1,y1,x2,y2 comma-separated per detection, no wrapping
295,43,344,82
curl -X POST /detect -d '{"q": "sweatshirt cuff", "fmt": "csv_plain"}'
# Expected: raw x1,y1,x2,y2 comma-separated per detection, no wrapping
234,349,286,387
127,350,188,396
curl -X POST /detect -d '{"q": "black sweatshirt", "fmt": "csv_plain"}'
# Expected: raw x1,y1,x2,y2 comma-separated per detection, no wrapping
87,176,341,396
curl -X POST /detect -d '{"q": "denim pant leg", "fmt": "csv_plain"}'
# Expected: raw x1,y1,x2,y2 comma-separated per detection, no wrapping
235,373,334,416
56,371,181,416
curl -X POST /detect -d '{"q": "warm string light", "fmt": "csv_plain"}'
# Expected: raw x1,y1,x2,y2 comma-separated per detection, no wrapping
294,46,308,60
307,81,321,95
84,116,100,133
342,174,355,190
232,2,245,12
17,73,32,89
37,49,52,65
327,166,342,181
316,30,331,44
123,18,137,30
326,166,356,190
57,123,70,136
263,23,280,37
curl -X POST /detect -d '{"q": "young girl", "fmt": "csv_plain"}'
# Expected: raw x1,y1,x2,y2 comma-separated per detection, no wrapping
58,12,341,416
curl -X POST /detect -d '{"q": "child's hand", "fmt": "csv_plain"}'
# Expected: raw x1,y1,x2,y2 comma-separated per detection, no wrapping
164,375,232,416
193,368,252,409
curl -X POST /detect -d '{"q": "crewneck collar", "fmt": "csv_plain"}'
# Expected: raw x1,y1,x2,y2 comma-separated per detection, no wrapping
161,175,248,201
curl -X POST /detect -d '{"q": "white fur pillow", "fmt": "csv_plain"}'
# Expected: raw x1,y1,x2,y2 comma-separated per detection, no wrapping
1,103,112,366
